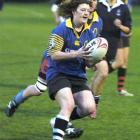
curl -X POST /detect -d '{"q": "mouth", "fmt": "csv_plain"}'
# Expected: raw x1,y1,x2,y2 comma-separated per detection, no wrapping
83,16,88,20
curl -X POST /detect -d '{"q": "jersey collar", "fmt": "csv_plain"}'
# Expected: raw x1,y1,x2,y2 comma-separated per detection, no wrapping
99,0,124,12
66,18,90,31
92,11,99,22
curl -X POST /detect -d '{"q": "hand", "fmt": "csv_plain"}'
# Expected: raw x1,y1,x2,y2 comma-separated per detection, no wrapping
76,46,92,59
114,18,122,29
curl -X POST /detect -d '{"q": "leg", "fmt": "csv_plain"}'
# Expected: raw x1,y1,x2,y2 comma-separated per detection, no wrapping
112,48,124,69
5,78,47,117
90,60,108,118
52,87,75,140
117,47,133,96
73,90,96,118
5,56,48,117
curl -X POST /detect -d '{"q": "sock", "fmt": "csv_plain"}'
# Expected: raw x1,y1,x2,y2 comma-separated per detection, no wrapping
53,115,69,140
70,107,82,120
117,68,126,92
94,95,101,105
13,90,27,105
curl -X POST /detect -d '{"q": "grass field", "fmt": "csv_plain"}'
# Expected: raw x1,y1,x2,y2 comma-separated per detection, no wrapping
0,3,140,140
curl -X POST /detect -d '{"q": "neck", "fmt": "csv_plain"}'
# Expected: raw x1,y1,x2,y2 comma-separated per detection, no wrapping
107,0,117,6
73,21,83,32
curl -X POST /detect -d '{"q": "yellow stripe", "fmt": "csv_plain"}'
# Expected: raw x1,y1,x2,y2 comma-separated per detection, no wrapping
48,34,64,55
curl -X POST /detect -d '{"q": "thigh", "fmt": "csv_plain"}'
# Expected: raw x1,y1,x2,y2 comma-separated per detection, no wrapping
115,48,124,64
55,87,74,114
73,90,96,113
47,74,71,100
123,47,129,61
95,60,108,74
122,47,130,68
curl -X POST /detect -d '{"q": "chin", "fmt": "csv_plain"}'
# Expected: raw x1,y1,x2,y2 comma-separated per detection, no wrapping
83,19,88,23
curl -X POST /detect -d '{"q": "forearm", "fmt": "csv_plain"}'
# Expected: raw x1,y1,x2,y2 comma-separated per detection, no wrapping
119,25,130,34
51,51,79,60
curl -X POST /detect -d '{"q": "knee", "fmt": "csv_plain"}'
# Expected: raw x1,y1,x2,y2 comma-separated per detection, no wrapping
80,102,96,116
118,61,124,68
34,80,47,95
65,100,75,112
115,58,124,68
87,103,96,115
100,70,108,79
96,61,109,79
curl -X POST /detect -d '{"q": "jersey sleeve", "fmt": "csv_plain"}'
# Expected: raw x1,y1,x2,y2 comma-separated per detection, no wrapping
122,5,132,30
48,23,65,56
98,17,103,36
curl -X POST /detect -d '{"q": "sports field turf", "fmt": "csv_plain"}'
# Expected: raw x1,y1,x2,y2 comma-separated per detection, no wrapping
0,3,140,140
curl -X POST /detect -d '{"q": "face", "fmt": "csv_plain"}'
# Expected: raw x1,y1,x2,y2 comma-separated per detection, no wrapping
90,0,97,12
73,3,90,25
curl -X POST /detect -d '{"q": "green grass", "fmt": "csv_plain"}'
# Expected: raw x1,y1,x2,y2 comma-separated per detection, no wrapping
0,3,140,140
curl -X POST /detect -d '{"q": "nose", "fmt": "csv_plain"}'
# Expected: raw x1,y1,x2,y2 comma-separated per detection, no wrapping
85,9,90,15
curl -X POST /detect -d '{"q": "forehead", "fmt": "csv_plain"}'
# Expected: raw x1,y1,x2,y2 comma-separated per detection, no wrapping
77,3,90,9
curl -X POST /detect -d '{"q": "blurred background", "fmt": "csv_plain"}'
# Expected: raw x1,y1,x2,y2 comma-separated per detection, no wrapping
0,0,140,140
3,0,140,4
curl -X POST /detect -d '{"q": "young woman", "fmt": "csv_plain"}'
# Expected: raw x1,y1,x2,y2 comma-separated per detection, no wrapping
97,0,133,96
115,0,133,96
46,0,96,139
89,0,109,119
6,0,97,139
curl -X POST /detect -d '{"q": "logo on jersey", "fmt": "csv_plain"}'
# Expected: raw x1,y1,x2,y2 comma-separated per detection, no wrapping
74,40,80,46
116,9,121,16
49,38,55,49
92,28,98,37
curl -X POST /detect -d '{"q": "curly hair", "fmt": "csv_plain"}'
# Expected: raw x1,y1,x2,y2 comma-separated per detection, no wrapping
58,0,91,18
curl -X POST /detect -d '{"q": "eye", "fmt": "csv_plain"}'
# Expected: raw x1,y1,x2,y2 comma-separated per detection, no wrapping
80,8,86,12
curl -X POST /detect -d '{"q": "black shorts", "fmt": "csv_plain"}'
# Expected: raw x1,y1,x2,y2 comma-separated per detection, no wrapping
121,36,131,47
47,73,90,100
105,37,121,62
38,56,48,81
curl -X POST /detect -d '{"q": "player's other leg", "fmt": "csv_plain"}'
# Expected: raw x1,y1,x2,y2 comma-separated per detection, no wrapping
117,36,133,96
50,117,84,138
5,57,48,117
5,78,47,117
90,60,108,118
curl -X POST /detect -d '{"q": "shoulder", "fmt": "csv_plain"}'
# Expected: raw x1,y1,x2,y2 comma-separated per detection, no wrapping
119,4,130,14
98,16,103,24
51,22,66,37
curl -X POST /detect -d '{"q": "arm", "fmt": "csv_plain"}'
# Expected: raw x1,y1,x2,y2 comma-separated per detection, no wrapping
114,19,130,34
114,5,132,34
51,49,86,60
48,33,91,61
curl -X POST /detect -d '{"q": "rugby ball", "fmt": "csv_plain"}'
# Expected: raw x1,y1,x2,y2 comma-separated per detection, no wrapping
85,37,108,67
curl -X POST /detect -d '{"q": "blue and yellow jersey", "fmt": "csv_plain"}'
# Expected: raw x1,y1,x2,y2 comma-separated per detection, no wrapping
89,11,103,38
46,18,96,81
43,50,49,57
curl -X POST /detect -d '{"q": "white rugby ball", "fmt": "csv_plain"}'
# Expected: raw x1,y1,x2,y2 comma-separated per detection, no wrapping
85,37,108,67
